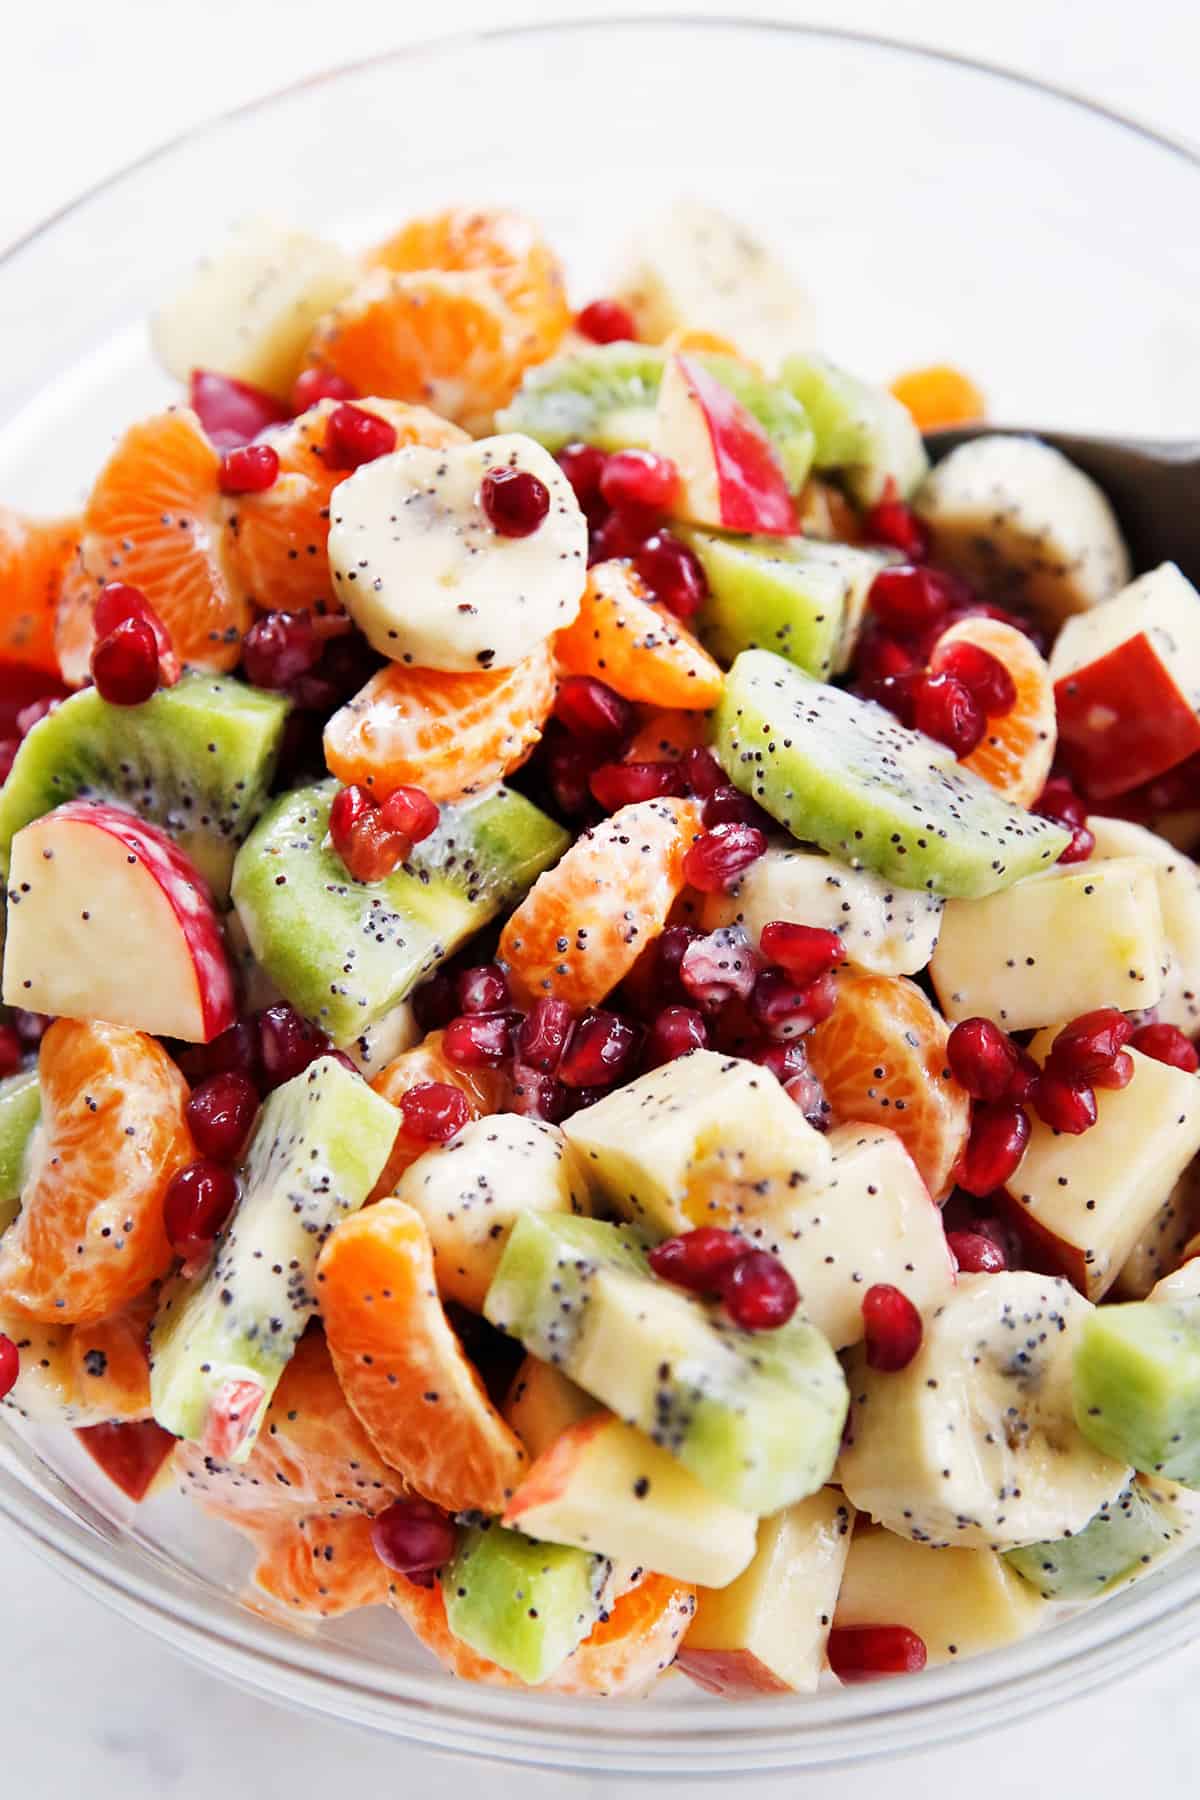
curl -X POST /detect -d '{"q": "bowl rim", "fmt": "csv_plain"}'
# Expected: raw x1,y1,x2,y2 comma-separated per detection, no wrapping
3,14,1200,1770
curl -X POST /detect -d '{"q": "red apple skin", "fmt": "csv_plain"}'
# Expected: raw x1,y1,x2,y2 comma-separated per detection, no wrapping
672,355,799,535
675,1645,793,1696
76,1418,177,1503
1054,635,1200,800
49,800,236,1042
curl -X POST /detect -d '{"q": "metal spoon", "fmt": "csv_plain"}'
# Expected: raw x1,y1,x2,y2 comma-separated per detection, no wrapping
923,426,1200,584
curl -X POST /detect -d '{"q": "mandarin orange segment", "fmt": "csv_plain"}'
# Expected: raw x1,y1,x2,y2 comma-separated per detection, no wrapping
930,616,1057,807
317,1198,527,1514
369,206,570,364
805,975,970,1201
369,1029,507,1199
622,707,711,764
556,562,724,710
324,639,556,803
223,396,466,615
0,507,82,674
0,1020,192,1325
62,407,247,680
250,1511,392,1619
890,364,986,432
499,796,703,1009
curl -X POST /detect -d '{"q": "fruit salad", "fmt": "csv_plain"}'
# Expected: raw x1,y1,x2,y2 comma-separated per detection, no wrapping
2,198,1200,1701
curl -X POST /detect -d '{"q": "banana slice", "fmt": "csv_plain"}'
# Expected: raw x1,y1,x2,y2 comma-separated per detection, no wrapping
914,436,1130,628
839,1271,1130,1549
327,433,587,671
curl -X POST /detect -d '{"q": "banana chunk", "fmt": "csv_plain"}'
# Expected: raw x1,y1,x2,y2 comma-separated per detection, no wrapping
327,433,587,671
839,1271,1130,1549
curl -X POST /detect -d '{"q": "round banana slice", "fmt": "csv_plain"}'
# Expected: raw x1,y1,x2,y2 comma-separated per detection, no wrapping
327,432,587,671
839,1271,1130,1549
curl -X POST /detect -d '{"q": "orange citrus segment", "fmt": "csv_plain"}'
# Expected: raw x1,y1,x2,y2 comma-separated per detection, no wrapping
556,562,724,709
930,616,1057,807
250,1512,392,1619
369,207,570,365
622,708,711,764
0,507,82,674
806,975,970,1201
60,407,247,681
369,1029,507,1199
0,1020,192,1324
317,1198,527,1514
223,396,466,615
500,796,703,1009
324,639,556,803
663,326,757,369
890,364,986,432
68,1290,156,1421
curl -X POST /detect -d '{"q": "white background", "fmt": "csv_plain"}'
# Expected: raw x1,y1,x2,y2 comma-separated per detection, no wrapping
2,2,1197,1795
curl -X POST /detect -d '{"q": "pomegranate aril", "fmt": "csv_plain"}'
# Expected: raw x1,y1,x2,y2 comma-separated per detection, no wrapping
576,298,637,344
325,402,398,471
1093,1050,1135,1091
934,639,1017,718
457,963,509,1015
379,785,439,844
862,1282,923,1371
759,922,846,986
556,442,608,503
750,967,837,1040
329,783,377,861
557,1009,641,1088
185,1017,262,1087
702,784,772,830
91,617,160,707
0,1025,22,1078
163,1159,239,1260
400,1081,473,1143
242,610,322,690
646,1004,708,1065
509,1064,566,1122
1037,777,1088,829
0,1332,18,1400
633,531,707,620
291,367,357,412
443,1012,516,1069
1001,1050,1039,1104
683,822,767,893
946,1017,1020,1102
590,760,681,810
947,1228,1008,1274
827,1625,928,1683
219,442,280,495
553,675,633,744
1057,822,1095,865
341,810,410,883
1049,1007,1133,1082
259,1004,326,1089
600,450,678,515
867,670,920,728
1129,1021,1200,1073
913,671,985,757
861,493,930,561
867,565,952,636
649,1226,746,1293
785,1064,832,1130
720,1250,798,1330
93,582,176,674
957,1101,1031,1196
650,923,702,1006
680,928,758,1012
371,1497,457,1575
854,628,922,691
1032,1068,1098,1135
481,466,552,538
189,368,288,449
412,972,458,1033
186,1072,259,1163
545,733,604,816
517,998,575,1073
749,1038,810,1084
679,747,726,798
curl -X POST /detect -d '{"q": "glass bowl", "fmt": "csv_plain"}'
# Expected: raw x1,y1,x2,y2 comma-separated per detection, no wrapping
2,17,1200,1775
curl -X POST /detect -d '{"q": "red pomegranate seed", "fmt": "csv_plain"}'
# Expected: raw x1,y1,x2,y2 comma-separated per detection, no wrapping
325,402,398,471
759,923,846,986
785,1064,832,1130
545,733,603,816
163,1159,239,1260
0,1333,19,1399
861,491,930,561
242,610,322,690
219,443,280,495
589,507,657,564
1002,1049,1040,1104
828,1625,928,1683
679,747,726,798
371,1497,457,1574
341,810,410,883
553,675,634,743
1057,822,1095,865
189,369,288,449
412,972,458,1033
517,998,575,1072
457,964,509,1015
379,785,439,844
946,1017,1020,1102
600,451,678,515
720,1250,799,1330
702,784,772,830
1129,1021,1200,1073
291,368,357,412
91,617,160,706
576,298,638,344
957,1101,1031,1196
866,669,920,728
683,822,767,893
1032,1068,1097,1134
868,565,953,636
443,1012,516,1069
633,532,707,620
329,783,376,859
590,760,682,810
259,1004,327,1089
186,1072,259,1163
749,1039,809,1084
1093,1050,1135,1091
647,924,702,1007
1036,776,1087,829
182,1017,262,1088
913,671,985,757
855,628,923,691
481,467,551,538
862,1283,923,1371
649,1226,747,1293
750,967,838,1040
1049,1008,1133,1082
509,1064,566,1122
934,639,1017,718
400,1081,473,1143
646,1004,708,1065
947,1229,1008,1274
93,582,177,678
558,1009,641,1088
680,927,758,1011
0,1025,22,1078
556,442,608,503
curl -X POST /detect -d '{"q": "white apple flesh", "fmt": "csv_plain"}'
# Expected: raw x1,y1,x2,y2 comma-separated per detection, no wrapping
655,353,798,534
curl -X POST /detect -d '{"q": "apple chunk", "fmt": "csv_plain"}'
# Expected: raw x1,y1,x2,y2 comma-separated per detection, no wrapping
655,353,798,535
3,800,235,1043
77,1419,177,1503
1049,563,1200,799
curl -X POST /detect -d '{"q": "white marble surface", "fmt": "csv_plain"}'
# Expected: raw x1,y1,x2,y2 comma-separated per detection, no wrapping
2,1,1199,1794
